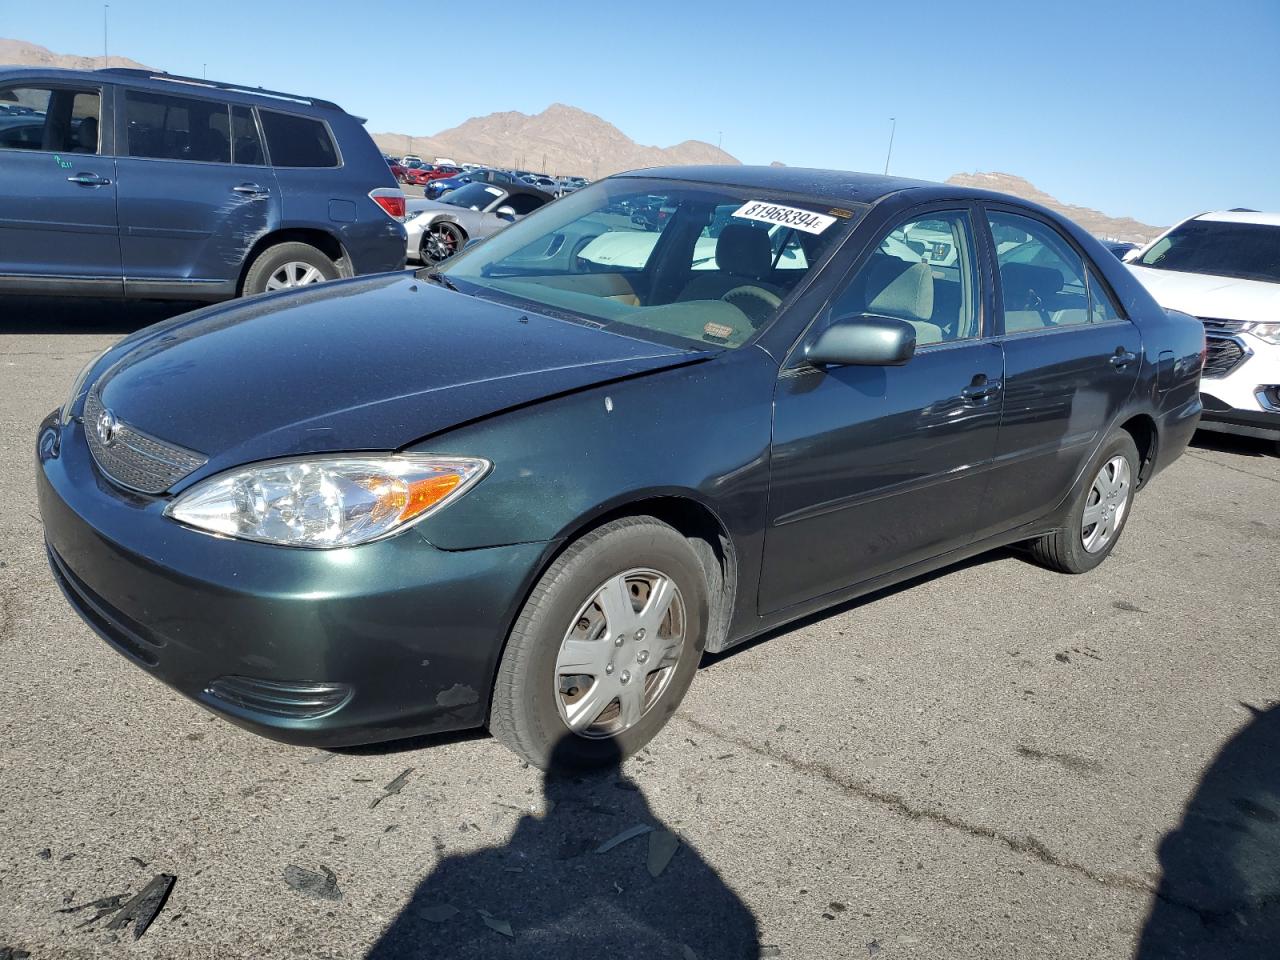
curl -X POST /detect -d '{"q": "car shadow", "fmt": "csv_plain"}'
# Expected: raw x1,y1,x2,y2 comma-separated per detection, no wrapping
1136,702,1280,958
0,296,203,335
364,735,760,959
1189,430,1275,458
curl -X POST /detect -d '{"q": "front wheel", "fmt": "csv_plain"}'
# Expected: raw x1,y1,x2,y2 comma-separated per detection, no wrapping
421,221,466,263
1027,430,1140,573
489,517,707,769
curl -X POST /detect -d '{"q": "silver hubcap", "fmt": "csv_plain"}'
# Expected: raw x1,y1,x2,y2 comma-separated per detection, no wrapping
554,569,685,739
265,261,325,290
1082,455,1131,553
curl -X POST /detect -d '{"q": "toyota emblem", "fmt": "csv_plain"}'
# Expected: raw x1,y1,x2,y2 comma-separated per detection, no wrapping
95,408,120,448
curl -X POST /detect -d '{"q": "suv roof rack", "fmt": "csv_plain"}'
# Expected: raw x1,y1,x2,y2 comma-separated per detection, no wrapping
96,68,342,112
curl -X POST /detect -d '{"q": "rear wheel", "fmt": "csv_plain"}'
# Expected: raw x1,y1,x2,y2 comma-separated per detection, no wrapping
242,242,339,296
489,517,707,769
1027,430,1140,573
422,221,465,262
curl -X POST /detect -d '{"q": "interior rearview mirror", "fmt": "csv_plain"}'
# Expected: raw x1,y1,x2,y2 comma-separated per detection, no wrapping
804,315,917,367
495,206,517,221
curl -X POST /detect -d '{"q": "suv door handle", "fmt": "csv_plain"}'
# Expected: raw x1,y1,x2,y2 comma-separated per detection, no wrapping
1110,349,1138,369
961,375,1003,403
67,172,110,186
233,183,269,197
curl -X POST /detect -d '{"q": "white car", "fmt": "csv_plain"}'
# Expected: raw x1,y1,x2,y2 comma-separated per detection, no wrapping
1126,210,1280,451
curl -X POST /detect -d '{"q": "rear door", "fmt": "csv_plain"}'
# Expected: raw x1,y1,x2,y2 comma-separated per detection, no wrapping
0,80,120,291
975,206,1142,537
114,88,280,297
759,204,1005,614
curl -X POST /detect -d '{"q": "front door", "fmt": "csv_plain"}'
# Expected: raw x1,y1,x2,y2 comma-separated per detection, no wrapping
114,90,279,296
976,207,1142,537
760,207,1005,614
0,81,120,290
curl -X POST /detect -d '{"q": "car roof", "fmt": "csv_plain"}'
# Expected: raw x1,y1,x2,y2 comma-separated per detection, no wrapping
0,66,347,116
1195,210,1280,226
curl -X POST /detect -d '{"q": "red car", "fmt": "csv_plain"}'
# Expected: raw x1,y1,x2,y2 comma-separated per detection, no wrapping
385,157,407,182
404,163,461,186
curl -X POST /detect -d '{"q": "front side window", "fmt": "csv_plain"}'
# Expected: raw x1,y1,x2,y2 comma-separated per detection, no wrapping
826,210,981,346
989,212,1090,333
1137,219,1280,284
126,90,230,162
505,193,546,216
258,110,338,168
0,86,100,153
440,179,861,350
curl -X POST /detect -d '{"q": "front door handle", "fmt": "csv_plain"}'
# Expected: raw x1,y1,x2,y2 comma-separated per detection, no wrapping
67,172,110,186
961,375,1003,403
1110,349,1138,369
233,182,269,197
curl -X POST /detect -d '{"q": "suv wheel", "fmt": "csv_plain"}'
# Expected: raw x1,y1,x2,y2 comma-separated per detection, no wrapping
489,517,707,769
243,242,340,296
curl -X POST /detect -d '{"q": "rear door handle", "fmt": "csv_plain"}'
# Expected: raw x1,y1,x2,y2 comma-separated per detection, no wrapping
1110,349,1138,369
67,172,110,186
233,182,269,197
961,376,1003,403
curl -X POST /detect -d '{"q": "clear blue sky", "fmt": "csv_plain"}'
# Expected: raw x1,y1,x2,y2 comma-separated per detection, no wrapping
5,0,1278,226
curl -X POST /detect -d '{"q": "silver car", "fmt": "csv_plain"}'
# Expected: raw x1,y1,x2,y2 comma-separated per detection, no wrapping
405,182,554,263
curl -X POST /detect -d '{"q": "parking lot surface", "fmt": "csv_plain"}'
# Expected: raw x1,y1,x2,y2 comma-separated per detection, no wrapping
1,298,1278,959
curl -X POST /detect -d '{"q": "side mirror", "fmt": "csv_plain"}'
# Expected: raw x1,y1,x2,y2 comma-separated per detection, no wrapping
805,314,917,367
495,205,517,221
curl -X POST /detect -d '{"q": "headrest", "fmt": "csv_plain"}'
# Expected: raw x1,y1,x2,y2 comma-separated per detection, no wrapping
867,259,934,323
76,116,98,149
716,224,773,281
1000,262,1063,303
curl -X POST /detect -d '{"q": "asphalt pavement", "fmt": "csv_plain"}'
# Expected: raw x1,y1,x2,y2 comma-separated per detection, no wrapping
1,296,1278,959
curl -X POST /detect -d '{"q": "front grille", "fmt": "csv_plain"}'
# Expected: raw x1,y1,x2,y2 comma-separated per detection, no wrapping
83,390,207,494
206,677,353,720
1203,335,1248,379
1199,317,1244,335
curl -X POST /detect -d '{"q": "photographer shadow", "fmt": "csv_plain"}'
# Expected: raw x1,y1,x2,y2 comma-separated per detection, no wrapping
366,736,760,959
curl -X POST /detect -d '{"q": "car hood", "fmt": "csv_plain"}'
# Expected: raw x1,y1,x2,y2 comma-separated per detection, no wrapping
1127,264,1280,321
94,273,704,481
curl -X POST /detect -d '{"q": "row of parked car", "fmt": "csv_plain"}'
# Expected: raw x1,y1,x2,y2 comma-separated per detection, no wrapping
385,154,588,198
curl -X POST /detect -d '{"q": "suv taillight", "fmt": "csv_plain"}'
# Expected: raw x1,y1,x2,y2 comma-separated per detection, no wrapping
369,188,406,221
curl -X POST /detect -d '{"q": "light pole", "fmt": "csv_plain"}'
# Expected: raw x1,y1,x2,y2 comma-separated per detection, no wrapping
883,117,896,175
102,4,109,69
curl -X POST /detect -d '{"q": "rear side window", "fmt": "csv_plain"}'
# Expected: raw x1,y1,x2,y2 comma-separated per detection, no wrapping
259,110,338,167
126,90,230,163
0,86,100,153
230,105,265,165
989,212,1090,333
505,193,546,216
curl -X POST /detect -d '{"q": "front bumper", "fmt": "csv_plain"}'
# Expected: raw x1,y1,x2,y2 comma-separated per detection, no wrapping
1199,333,1280,441
35,410,549,747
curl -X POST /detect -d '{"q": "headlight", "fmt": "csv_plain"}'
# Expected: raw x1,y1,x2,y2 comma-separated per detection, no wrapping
61,346,113,424
166,454,489,548
1241,322,1280,345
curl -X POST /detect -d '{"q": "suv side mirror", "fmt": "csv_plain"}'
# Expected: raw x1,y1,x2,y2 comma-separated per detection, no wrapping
805,315,917,367
495,205,517,221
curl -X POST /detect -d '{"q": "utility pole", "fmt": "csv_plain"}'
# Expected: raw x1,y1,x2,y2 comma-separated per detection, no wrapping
883,117,896,175
202,63,207,79
717,131,722,150
102,4,109,69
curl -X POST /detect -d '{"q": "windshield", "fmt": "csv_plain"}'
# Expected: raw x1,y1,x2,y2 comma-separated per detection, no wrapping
441,182,504,211
438,178,862,349
1138,219,1280,284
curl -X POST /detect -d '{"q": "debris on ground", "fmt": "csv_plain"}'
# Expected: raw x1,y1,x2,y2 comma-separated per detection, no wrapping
370,768,414,809
57,892,132,928
0,947,32,960
647,830,680,878
303,751,336,765
283,864,342,900
36,849,50,860
867,939,882,957
419,904,459,923
477,908,514,938
104,874,176,939
1055,652,1071,663
129,857,149,869
827,901,846,913
760,947,782,958
595,824,652,854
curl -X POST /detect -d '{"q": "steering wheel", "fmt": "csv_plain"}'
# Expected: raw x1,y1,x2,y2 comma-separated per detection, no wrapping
721,285,781,325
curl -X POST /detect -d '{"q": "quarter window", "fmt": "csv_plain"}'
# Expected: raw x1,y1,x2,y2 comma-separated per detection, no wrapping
989,212,1090,332
126,91,230,163
0,86,101,153
258,110,338,167
827,210,981,345
1087,269,1122,325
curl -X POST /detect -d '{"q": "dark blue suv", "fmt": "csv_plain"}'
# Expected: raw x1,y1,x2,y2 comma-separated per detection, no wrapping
0,67,407,300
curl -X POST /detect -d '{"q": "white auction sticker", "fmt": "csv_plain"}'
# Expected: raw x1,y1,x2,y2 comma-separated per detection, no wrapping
731,200,836,234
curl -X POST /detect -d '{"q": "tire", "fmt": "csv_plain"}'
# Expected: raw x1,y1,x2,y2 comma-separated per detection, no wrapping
420,221,466,263
242,242,339,296
1027,430,1140,574
490,517,708,769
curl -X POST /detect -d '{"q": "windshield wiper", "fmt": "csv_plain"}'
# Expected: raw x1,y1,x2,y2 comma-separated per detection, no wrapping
424,271,459,292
